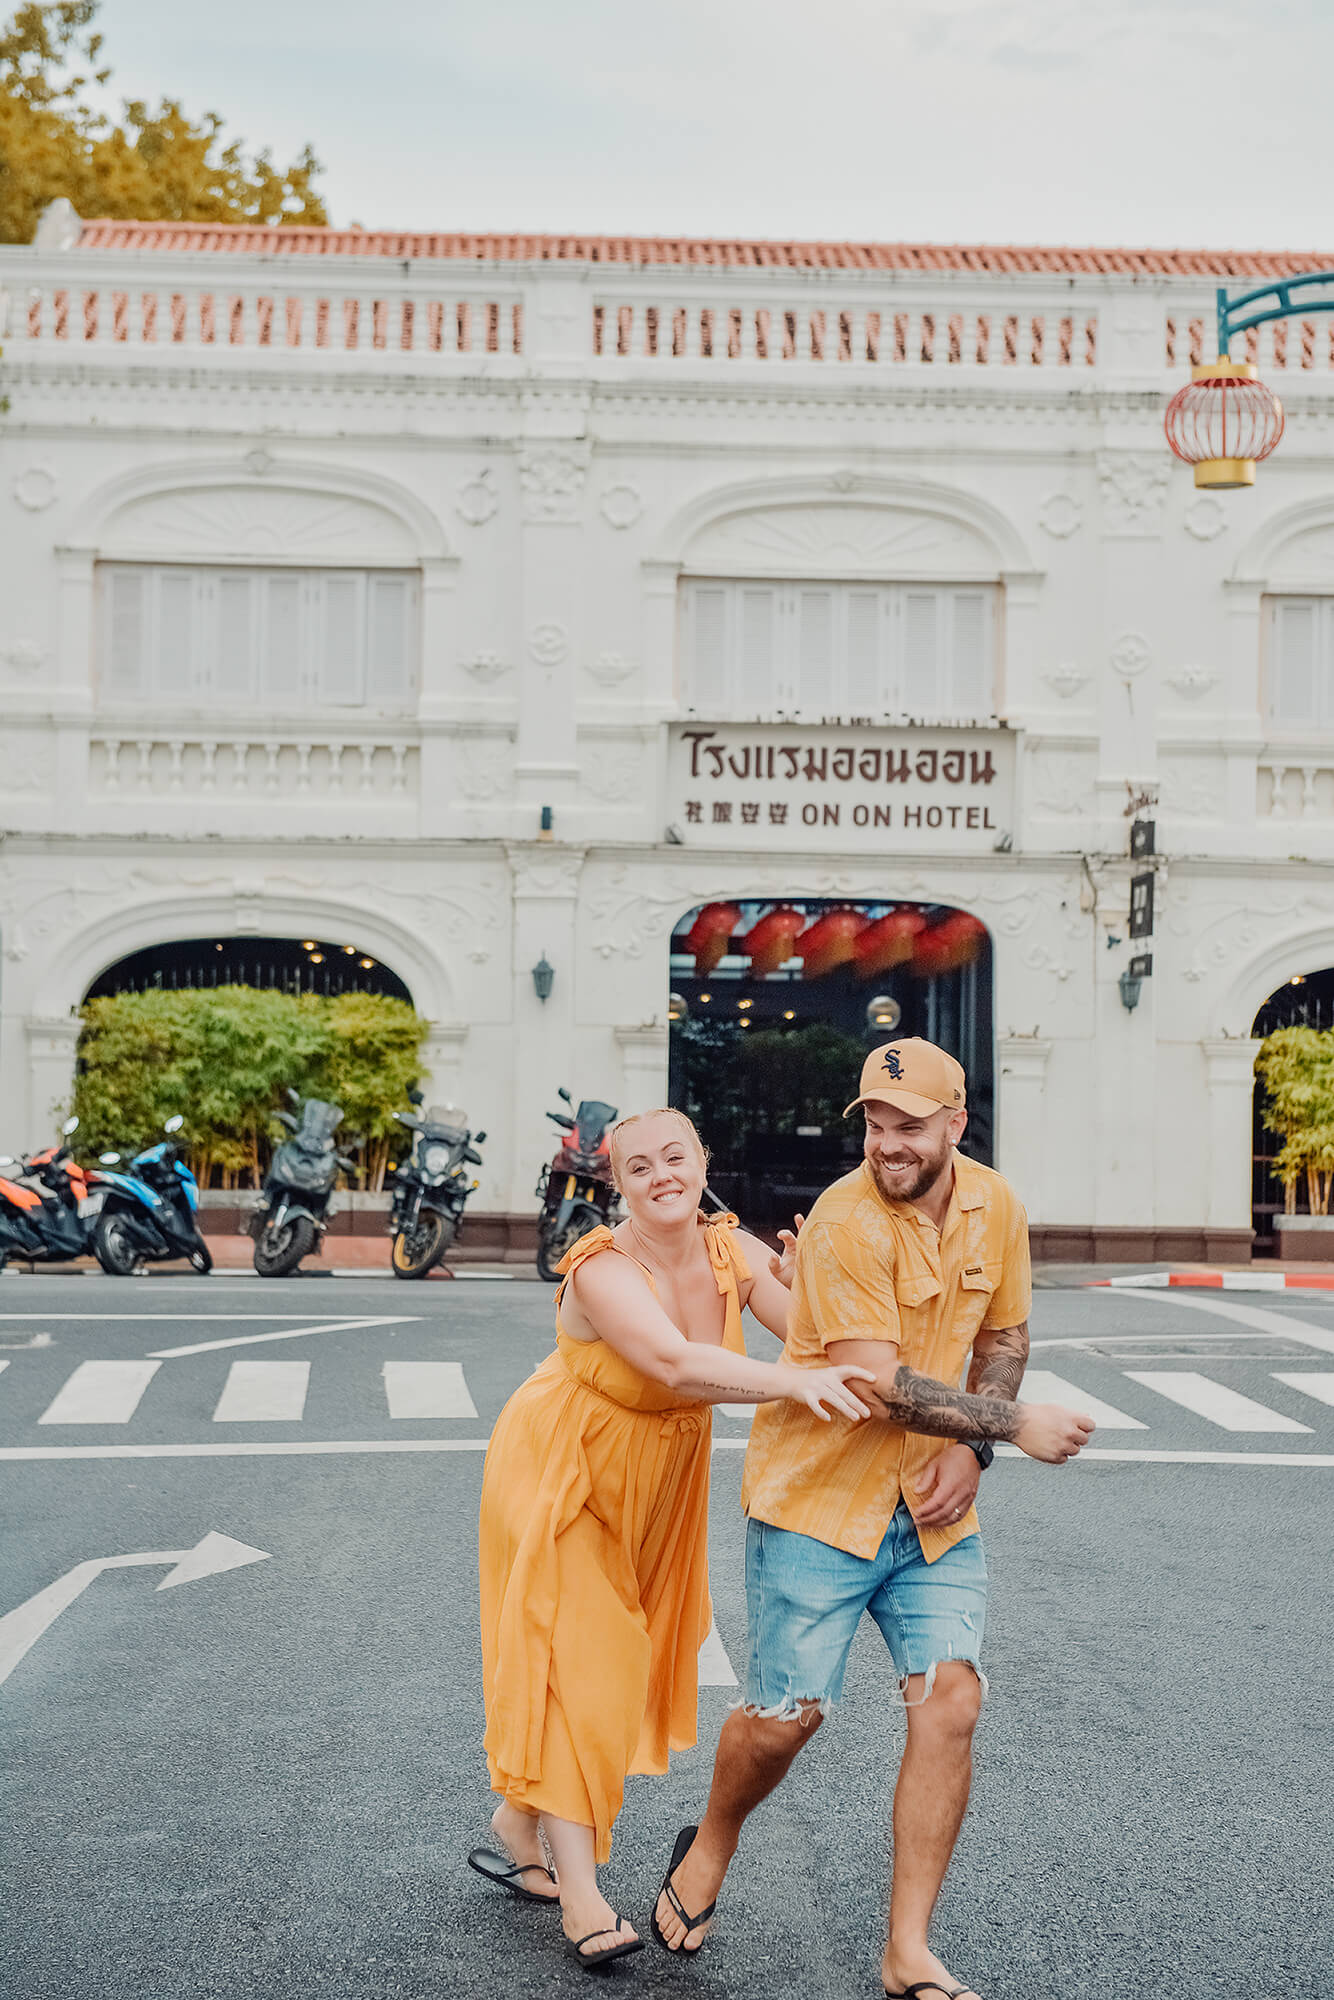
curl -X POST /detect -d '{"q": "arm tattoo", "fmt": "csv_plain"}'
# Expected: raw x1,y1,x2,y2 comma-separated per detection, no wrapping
966,1322,1030,1405
870,1364,1022,1441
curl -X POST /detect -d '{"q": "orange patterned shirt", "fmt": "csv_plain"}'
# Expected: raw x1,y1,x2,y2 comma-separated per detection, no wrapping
742,1153,1031,1562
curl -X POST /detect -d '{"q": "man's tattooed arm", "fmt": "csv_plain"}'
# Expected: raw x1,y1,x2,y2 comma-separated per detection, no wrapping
868,1365,1023,1441
966,1321,1030,1406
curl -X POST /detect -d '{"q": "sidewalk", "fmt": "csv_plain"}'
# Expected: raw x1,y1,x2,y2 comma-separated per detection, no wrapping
1036,1261,1334,1291
0,1233,542,1280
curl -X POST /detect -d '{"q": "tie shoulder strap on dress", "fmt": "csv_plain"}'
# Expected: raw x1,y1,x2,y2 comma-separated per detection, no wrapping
702,1211,751,1292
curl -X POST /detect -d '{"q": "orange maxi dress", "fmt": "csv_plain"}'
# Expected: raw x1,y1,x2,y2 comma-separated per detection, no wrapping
479,1218,750,1863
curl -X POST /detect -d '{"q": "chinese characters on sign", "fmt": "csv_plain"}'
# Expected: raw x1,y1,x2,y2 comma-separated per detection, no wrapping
670,725,1014,849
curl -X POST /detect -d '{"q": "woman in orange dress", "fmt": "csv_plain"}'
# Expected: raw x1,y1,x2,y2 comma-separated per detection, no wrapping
472,1109,869,1968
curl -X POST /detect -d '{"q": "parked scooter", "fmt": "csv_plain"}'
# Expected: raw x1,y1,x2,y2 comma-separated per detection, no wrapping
535,1089,619,1283
247,1091,357,1276
0,1116,93,1269
89,1116,212,1275
387,1091,486,1279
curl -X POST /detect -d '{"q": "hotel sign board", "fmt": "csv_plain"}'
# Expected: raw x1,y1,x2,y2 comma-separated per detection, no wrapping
669,724,1014,850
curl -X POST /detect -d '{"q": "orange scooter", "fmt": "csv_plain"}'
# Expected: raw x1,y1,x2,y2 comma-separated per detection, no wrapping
0,1116,94,1269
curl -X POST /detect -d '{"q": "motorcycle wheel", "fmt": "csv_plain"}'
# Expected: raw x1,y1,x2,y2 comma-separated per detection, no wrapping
190,1240,214,1275
537,1215,597,1284
391,1211,451,1279
94,1211,142,1277
252,1216,314,1277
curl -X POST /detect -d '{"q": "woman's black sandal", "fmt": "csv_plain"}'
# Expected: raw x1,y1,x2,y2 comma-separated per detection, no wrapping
566,1918,644,1969
466,1847,558,1904
883,1983,978,1998
651,1824,716,1955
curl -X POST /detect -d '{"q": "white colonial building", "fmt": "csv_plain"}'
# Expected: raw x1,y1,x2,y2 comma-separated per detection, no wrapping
3,206,1333,1257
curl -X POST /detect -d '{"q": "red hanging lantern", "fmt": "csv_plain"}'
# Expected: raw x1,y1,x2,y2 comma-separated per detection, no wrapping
683,901,742,976
740,906,807,977
911,912,987,978
853,908,926,979
1164,360,1284,490
798,908,867,980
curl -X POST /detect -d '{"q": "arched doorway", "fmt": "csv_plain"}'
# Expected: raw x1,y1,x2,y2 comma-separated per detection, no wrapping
668,898,993,1232
85,934,412,1003
1250,966,1334,1251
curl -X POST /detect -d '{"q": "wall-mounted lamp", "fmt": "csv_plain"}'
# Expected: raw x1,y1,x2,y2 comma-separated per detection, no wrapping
538,805,554,843
531,954,555,1003
866,994,902,1032
1117,968,1142,1012
667,992,689,1023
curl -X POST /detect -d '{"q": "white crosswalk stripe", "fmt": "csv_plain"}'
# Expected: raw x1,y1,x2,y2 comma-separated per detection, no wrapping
382,1361,477,1419
1019,1369,1147,1430
1271,1372,1334,1410
38,1359,161,1425
212,1360,310,1423
1124,1372,1312,1433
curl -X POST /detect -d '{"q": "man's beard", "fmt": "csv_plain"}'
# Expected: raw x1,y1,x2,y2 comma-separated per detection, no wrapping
872,1140,952,1205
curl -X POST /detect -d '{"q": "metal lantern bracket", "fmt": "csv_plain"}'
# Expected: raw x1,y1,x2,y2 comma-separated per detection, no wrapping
1216,272,1334,357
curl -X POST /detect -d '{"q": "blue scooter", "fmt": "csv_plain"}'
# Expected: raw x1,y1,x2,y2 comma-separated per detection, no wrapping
89,1115,212,1275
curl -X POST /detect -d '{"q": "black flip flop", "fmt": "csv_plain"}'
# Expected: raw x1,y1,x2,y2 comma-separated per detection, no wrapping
884,1983,978,1998
466,1846,558,1904
651,1824,716,1956
566,1918,644,1970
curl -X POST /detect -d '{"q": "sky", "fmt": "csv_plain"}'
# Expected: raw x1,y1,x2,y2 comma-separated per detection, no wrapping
77,0,1334,250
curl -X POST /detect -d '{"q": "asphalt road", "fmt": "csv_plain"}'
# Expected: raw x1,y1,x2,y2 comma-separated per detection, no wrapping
2,1271,1332,1999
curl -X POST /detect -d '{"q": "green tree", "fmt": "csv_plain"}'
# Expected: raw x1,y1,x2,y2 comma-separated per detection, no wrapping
1255,1025,1334,1215
71,986,427,1191
0,1,326,244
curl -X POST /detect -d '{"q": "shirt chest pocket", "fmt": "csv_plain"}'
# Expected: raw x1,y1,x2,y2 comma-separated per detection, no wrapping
958,1260,1004,1325
894,1272,941,1314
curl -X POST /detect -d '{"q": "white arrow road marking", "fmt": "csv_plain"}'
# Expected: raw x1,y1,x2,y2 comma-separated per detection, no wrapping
212,1361,310,1422
1273,1372,1334,1409
0,1531,270,1687
1019,1369,1147,1430
1124,1371,1311,1433
148,1316,416,1359
39,1359,161,1425
698,1622,739,1687
1111,1290,1334,1357
381,1361,478,1419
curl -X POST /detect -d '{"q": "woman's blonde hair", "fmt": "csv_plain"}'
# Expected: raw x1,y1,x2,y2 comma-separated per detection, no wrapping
607,1108,710,1193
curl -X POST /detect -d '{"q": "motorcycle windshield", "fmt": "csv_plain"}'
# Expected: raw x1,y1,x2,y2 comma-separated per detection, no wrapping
294,1101,343,1146
574,1101,617,1152
271,1138,337,1191
425,1106,468,1141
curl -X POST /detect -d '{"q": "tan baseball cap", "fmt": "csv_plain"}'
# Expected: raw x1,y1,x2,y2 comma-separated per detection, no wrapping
843,1038,967,1119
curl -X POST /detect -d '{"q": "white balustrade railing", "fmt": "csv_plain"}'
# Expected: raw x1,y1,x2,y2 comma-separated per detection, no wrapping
90,732,418,802
1258,757,1334,819
1165,312,1334,373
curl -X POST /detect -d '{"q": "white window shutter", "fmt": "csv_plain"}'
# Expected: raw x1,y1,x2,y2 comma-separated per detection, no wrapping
214,573,256,699
105,569,145,698
736,588,776,715
845,591,880,713
948,591,989,715
689,585,729,710
366,574,415,704
261,575,304,704
152,570,197,699
1272,600,1318,724
795,589,834,713
902,591,941,713
320,575,365,704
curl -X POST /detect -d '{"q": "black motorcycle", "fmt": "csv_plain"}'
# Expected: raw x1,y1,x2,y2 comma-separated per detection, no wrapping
535,1089,619,1283
248,1092,357,1277
387,1092,486,1279
89,1116,212,1275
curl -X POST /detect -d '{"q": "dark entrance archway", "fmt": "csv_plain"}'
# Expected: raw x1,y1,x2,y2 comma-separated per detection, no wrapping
1250,966,1334,1252
668,898,993,1234
84,935,412,1003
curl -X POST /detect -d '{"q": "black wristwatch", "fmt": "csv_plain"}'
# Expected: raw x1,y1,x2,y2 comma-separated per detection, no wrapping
964,1439,995,1471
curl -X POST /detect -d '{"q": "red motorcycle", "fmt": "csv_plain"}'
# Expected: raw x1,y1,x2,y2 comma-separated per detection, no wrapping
535,1090,619,1282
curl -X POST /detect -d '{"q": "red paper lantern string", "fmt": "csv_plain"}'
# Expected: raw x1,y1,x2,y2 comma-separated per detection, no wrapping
798,908,868,980
740,906,807,977
911,912,987,978
684,901,742,976
853,908,925,979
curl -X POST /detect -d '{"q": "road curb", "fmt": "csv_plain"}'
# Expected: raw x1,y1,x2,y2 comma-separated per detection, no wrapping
1093,1270,1334,1291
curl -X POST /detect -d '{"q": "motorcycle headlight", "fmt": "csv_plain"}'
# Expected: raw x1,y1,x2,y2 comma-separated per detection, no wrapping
421,1143,452,1176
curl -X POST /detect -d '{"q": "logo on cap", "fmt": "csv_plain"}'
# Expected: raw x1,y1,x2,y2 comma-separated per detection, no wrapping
882,1049,904,1080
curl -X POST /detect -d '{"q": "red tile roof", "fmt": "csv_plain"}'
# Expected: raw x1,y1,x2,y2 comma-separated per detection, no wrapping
72,221,1331,278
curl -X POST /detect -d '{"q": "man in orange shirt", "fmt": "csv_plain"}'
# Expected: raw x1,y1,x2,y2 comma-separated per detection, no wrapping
654,1038,1095,2000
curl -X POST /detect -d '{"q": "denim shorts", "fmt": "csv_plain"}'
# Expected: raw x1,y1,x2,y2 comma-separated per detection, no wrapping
741,1501,988,1718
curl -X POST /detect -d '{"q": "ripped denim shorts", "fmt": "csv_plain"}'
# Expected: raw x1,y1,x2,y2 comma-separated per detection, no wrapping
741,1500,988,1719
